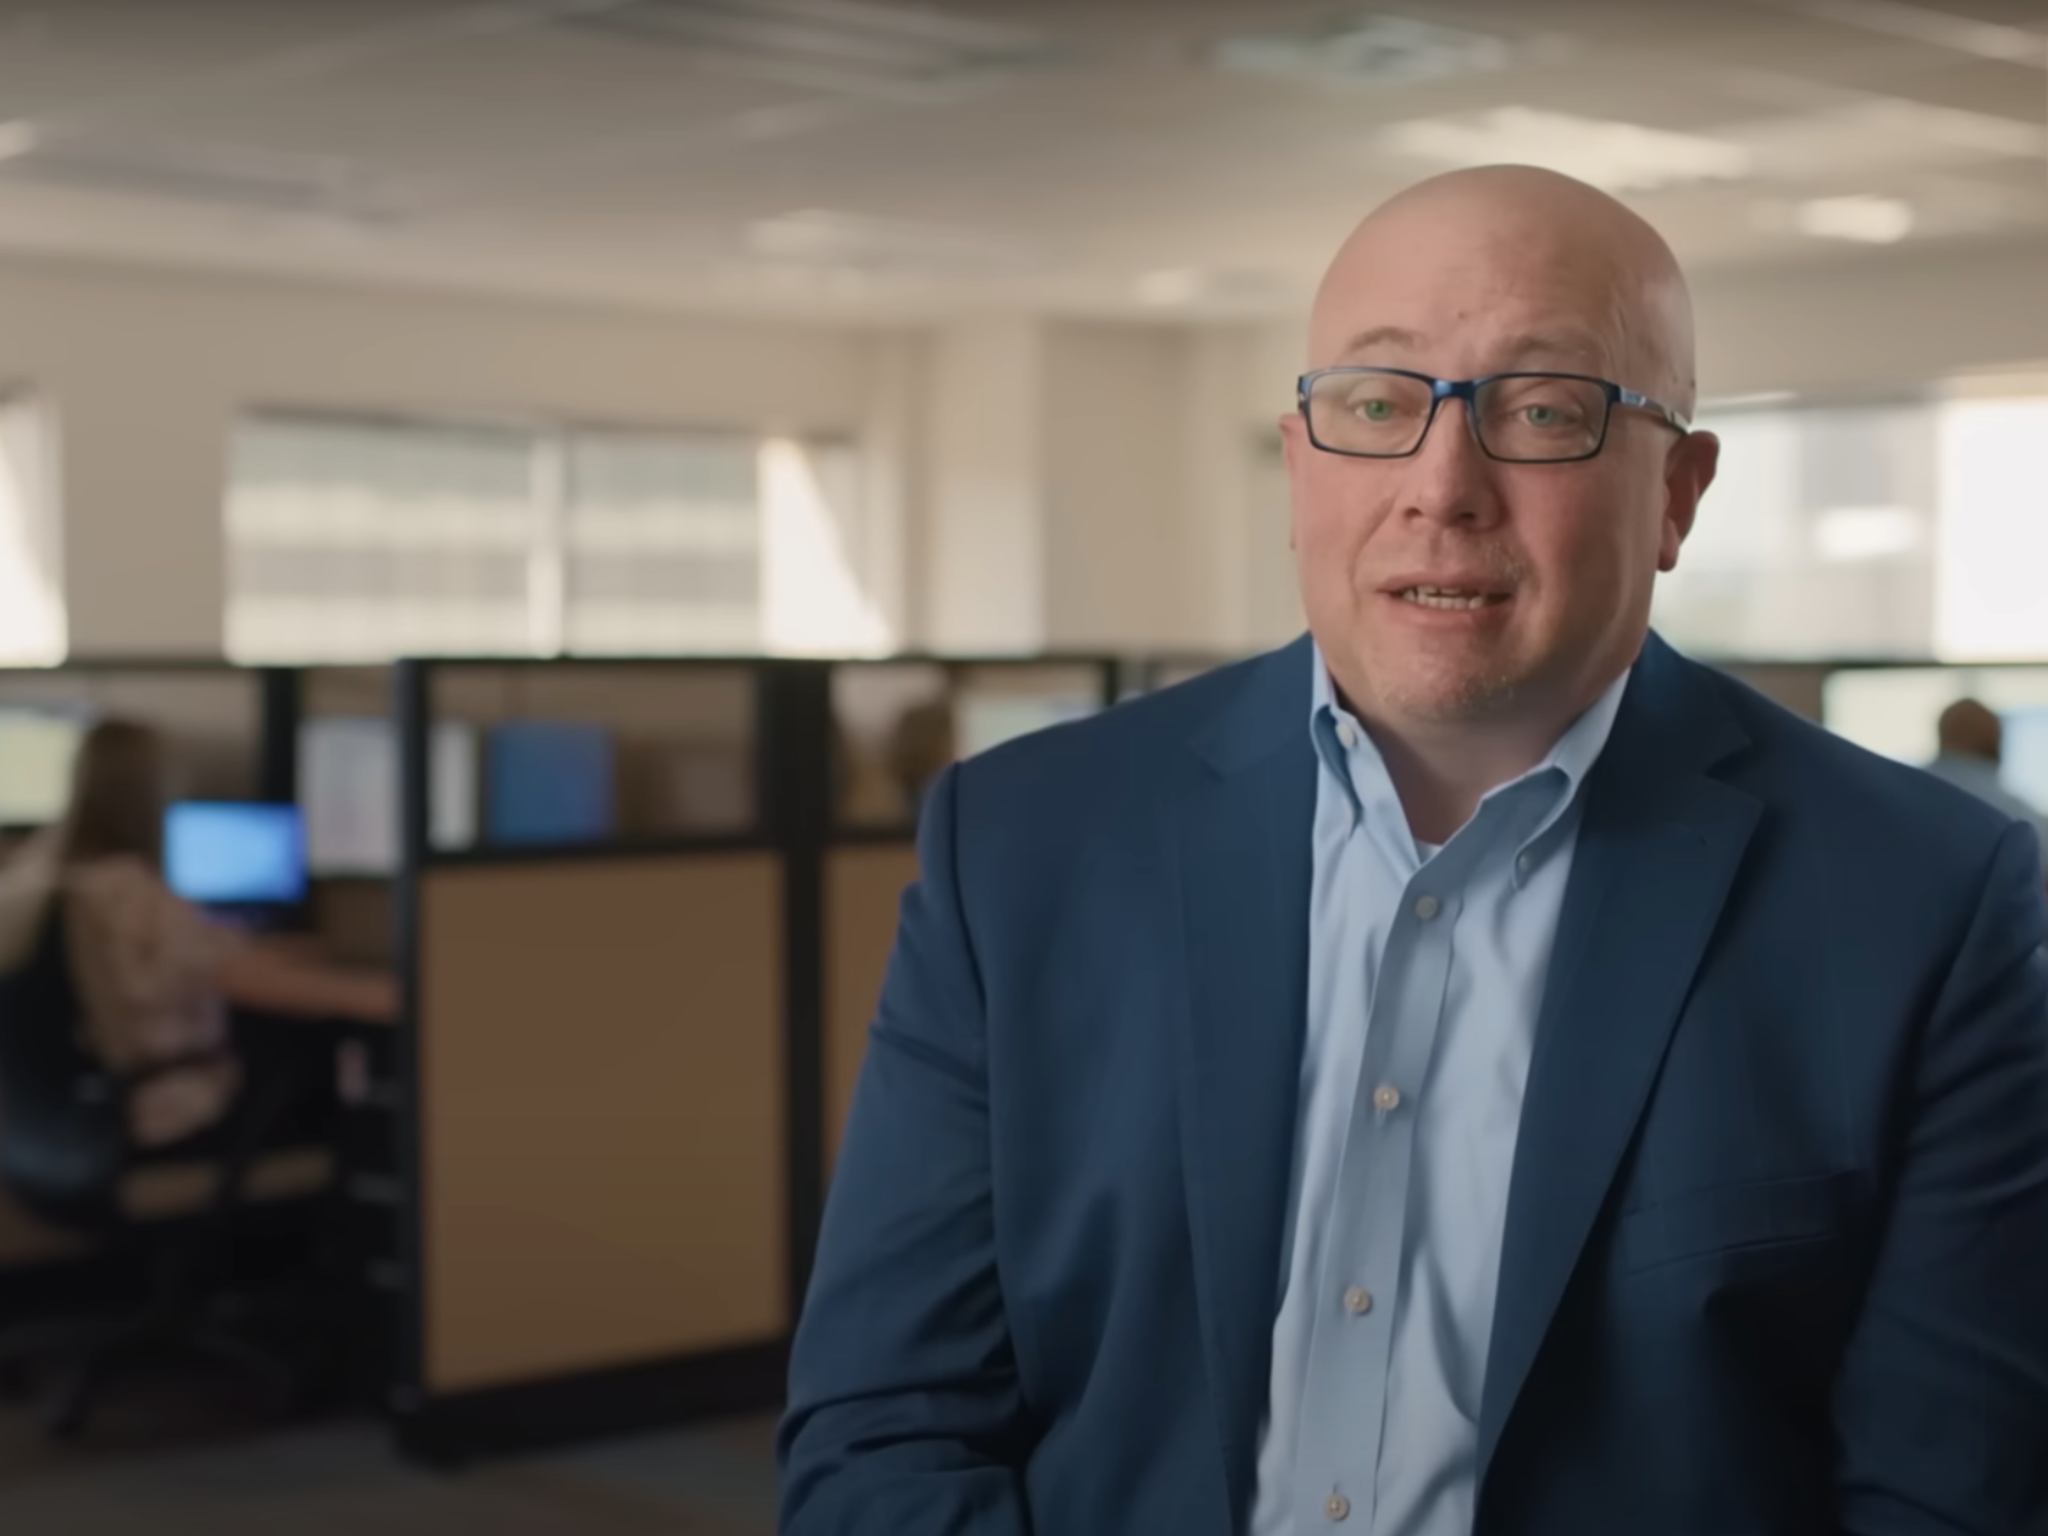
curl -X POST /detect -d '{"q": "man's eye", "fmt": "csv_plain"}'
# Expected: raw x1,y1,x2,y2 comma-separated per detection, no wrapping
1353,398,1395,422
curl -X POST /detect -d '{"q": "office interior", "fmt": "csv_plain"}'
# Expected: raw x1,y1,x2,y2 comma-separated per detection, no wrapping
0,1,2043,1531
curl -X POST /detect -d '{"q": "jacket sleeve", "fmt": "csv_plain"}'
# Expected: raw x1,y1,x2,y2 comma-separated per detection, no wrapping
778,763,1035,1535
1833,820,2048,1533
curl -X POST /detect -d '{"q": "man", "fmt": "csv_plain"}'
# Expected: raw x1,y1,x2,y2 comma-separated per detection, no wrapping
1925,697,2048,881
780,167,2048,1534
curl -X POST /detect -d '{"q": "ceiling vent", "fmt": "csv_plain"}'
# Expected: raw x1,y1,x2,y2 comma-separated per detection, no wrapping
0,123,380,215
1214,11,1521,89
561,0,1066,103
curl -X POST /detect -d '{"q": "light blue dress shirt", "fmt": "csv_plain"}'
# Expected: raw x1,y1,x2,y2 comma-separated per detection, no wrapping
1249,649,1629,1536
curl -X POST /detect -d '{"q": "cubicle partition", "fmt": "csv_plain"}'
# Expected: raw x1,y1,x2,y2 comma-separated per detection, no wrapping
387,656,826,1460
383,651,1117,1459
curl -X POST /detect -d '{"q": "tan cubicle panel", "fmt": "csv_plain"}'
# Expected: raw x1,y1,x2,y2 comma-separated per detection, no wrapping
418,851,786,1394
301,665,391,720
823,843,919,1172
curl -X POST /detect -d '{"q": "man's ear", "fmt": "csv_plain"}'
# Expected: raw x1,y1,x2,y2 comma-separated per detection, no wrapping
1658,430,1719,572
1279,413,1306,551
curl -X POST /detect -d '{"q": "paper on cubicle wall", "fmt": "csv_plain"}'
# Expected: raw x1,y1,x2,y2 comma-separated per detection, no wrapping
300,717,478,875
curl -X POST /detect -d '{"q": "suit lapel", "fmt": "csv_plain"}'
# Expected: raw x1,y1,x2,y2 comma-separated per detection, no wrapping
1174,639,1317,1520
1477,638,1761,1484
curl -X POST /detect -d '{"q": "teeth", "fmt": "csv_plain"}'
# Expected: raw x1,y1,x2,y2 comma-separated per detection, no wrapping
1400,586,1499,611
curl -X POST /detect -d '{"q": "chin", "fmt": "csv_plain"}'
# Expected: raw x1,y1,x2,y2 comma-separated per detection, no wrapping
1366,653,1531,724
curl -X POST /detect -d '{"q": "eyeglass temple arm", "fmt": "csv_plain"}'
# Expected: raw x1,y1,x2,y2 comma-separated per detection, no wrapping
1617,385,1691,433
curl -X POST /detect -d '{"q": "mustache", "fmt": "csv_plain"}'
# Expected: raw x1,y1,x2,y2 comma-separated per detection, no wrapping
1370,544,1533,586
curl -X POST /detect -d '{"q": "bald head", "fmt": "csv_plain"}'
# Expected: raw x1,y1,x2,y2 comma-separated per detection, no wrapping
1939,698,2003,763
1309,166,1699,416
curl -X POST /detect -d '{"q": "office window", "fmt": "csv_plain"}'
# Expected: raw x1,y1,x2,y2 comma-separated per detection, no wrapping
226,416,539,662
1934,391,2048,661
1652,399,1938,660
224,413,839,663
566,431,762,654
0,392,65,665
1653,382,2048,662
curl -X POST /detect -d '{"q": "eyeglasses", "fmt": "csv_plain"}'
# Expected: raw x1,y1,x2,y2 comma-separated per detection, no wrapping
1297,367,1692,464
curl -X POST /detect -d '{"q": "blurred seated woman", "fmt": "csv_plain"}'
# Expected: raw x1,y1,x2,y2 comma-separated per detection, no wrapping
0,719,396,1153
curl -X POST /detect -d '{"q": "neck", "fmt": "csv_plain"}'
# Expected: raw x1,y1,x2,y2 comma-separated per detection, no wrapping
1363,714,1566,846
1334,660,1626,845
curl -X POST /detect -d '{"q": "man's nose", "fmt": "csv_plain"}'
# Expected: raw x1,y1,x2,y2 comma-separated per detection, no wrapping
1400,396,1504,529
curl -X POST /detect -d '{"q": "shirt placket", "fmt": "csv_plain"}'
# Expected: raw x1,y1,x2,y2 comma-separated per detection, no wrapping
1290,852,1466,1531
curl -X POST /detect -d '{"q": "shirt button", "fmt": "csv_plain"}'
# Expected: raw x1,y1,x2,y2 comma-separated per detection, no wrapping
1414,893,1440,921
1373,1084,1401,1113
1335,719,1357,750
1517,853,1532,877
1326,1492,1352,1522
1343,1286,1373,1315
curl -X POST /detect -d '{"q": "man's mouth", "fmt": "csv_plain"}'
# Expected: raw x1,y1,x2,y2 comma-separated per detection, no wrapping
1395,585,1511,611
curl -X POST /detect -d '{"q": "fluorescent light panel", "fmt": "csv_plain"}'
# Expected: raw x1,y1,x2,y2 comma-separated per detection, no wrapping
1380,106,1753,193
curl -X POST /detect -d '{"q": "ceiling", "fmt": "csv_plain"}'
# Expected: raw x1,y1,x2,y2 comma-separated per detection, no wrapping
0,0,2041,320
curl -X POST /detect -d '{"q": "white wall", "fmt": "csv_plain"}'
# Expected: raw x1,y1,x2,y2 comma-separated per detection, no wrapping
1691,238,2048,400
1040,322,1201,650
5,234,2044,662
0,257,911,655
921,317,1044,651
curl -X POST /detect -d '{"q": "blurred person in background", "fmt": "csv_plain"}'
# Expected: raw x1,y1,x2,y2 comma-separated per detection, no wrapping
1926,697,2048,884
886,695,958,821
782,165,2048,1535
0,719,397,1154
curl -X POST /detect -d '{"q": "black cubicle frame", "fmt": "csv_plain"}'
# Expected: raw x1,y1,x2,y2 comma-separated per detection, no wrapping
383,650,1122,1463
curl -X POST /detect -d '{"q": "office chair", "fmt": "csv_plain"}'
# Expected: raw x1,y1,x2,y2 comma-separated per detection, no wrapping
0,898,339,1438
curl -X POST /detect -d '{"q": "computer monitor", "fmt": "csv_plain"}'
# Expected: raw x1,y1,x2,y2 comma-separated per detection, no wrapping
0,709,83,827
485,721,615,845
164,801,308,908
299,717,480,875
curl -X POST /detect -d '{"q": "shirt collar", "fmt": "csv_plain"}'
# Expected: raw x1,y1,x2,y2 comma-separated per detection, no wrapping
1310,642,1631,875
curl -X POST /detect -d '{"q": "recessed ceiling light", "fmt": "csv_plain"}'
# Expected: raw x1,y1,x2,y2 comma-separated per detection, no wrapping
1793,194,1915,243
1215,11,1517,88
1379,107,1753,193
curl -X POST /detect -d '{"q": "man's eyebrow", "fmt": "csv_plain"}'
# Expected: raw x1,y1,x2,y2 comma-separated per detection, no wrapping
1335,324,1426,359
1329,326,1612,371
1496,330,1609,369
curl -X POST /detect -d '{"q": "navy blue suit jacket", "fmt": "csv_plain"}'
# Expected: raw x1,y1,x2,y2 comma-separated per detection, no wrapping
781,635,2048,1535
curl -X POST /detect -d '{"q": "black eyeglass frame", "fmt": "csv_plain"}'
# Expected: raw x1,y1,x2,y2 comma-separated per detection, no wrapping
1296,366,1693,464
